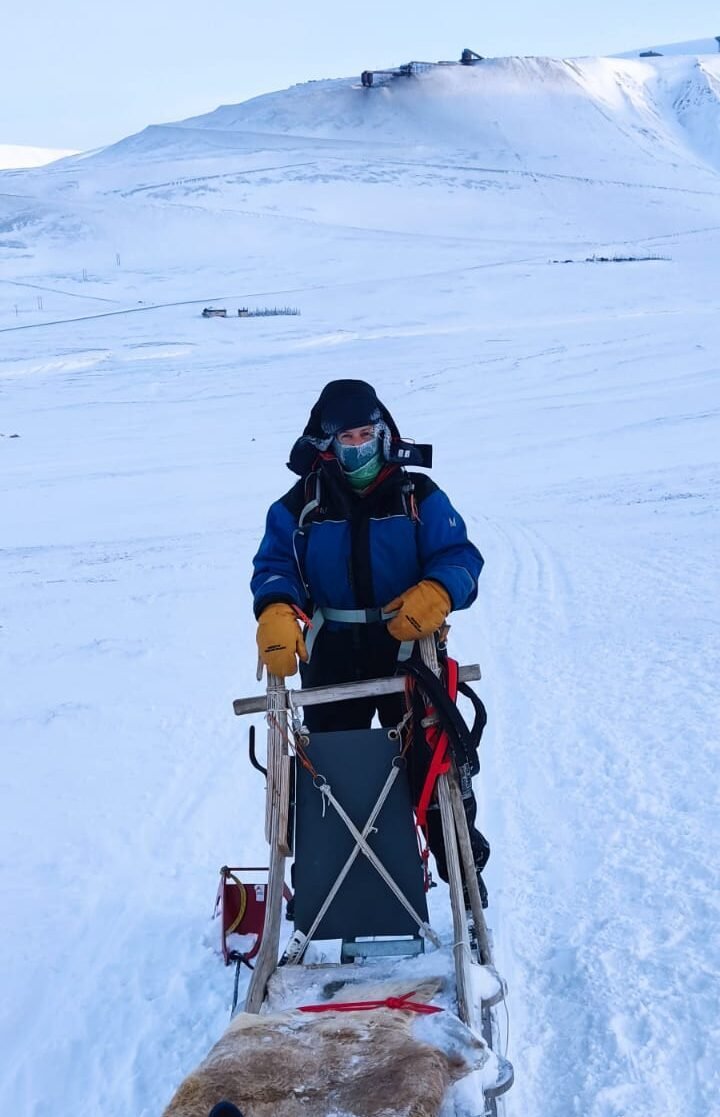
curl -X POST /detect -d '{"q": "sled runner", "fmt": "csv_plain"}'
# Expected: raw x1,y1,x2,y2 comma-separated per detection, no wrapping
228,637,514,1115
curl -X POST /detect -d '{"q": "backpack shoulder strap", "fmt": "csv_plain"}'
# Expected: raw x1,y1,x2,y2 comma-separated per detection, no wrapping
298,470,323,529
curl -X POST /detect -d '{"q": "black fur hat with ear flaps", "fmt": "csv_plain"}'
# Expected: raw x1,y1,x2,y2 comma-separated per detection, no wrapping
287,379,431,476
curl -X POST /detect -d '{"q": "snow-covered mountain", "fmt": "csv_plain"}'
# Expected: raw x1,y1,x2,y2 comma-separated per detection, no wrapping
1,50,719,1117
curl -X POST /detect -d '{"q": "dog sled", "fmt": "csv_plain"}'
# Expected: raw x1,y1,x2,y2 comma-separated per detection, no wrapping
162,637,512,1117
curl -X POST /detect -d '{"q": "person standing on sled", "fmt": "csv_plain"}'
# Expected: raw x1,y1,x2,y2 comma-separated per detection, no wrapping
251,379,490,907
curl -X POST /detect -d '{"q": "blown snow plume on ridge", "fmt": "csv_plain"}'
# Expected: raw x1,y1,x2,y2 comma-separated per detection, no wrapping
618,37,720,58
0,144,78,170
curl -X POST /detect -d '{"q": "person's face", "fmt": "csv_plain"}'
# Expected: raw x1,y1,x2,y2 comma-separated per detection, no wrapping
336,424,377,446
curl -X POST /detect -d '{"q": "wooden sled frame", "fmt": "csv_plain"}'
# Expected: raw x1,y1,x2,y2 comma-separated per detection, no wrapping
234,640,493,1023
233,638,513,1108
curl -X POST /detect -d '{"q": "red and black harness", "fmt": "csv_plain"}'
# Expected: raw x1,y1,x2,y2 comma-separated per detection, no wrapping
399,654,486,889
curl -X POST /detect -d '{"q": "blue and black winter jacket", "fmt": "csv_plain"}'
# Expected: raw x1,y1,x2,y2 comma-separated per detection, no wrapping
252,453,483,623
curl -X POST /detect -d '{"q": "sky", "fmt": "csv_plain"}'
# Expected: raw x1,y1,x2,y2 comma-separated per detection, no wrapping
1,0,717,150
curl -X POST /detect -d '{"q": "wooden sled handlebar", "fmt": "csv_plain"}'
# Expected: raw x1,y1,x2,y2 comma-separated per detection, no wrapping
233,663,481,716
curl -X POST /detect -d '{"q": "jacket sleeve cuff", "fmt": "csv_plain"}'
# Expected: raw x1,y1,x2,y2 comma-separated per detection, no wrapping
254,592,298,620
422,565,478,612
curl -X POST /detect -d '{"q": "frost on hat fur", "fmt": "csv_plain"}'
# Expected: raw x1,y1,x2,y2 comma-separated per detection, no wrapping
288,380,400,475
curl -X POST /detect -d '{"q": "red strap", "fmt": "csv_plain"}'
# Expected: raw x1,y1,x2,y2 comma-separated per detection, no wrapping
415,722,450,829
446,656,459,702
292,604,314,628
414,658,461,830
298,990,442,1015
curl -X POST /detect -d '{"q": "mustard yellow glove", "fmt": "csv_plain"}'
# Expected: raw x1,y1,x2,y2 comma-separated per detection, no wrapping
384,579,451,642
256,603,308,677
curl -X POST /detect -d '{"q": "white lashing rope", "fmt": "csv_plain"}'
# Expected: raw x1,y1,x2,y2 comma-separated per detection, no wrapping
290,763,402,963
318,780,441,948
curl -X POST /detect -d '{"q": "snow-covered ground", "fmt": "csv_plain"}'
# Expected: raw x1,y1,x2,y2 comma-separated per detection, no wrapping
1,51,719,1117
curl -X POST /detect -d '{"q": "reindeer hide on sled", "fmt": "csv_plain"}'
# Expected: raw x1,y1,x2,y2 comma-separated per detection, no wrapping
161,978,490,1117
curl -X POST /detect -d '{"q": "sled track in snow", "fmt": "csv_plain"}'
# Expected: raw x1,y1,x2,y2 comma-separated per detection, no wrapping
474,506,720,1115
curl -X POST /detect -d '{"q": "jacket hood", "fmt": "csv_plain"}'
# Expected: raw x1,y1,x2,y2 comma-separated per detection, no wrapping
287,380,433,476
288,380,400,476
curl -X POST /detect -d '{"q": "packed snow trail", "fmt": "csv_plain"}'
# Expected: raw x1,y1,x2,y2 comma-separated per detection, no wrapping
475,511,719,1114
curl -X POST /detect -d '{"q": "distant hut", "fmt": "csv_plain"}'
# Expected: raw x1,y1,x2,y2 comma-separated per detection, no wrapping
202,307,227,318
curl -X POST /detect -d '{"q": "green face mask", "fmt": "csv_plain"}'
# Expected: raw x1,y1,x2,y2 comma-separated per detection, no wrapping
344,452,383,490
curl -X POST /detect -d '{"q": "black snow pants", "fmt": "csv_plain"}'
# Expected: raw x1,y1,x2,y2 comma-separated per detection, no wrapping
300,624,490,890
